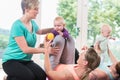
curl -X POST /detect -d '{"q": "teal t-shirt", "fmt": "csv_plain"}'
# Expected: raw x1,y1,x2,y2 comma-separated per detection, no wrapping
2,19,39,63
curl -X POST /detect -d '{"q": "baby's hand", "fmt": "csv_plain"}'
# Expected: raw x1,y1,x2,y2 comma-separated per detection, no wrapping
57,31,63,36
109,36,115,40
81,45,88,50
80,45,88,54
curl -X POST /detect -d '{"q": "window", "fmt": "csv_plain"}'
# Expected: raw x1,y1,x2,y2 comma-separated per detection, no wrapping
0,0,59,67
0,0,22,62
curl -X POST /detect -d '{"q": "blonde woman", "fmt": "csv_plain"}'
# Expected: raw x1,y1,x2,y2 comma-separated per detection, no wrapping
44,39,100,80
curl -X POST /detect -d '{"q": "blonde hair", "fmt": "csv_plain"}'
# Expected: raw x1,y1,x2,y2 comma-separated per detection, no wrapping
81,48,100,80
21,0,39,14
54,16,66,26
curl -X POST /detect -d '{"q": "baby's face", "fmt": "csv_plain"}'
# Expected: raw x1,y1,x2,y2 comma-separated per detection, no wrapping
102,30,111,37
54,21,64,31
101,26,111,37
102,27,111,37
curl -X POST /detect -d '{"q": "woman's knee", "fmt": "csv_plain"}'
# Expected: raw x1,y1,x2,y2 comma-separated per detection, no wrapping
52,35,65,47
68,35,75,43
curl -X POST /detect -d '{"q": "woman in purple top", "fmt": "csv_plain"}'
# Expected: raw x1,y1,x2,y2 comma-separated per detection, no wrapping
50,16,75,69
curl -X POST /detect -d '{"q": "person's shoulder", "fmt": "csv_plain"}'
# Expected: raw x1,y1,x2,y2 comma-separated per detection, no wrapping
11,19,24,30
11,19,21,28
89,71,98,80
63,28,68,32
31,20,36,23
30,20,38,26
13,19,21,24
96,35,103,39
96,35,106,42
30,20,36,25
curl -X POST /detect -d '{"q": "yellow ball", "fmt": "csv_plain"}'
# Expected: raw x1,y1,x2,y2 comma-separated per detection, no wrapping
47,33,54,41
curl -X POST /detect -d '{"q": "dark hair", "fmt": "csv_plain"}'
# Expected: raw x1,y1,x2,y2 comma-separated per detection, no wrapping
116,62,120,76
90,45,94,48
75,48,79,64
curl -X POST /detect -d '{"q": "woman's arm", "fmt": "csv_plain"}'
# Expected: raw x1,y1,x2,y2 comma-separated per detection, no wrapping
94,41,102,54
15,36,45,54
108,48,118,63
44,40,67,80
37,28,53,35
15,35,59,54
90,69,108,80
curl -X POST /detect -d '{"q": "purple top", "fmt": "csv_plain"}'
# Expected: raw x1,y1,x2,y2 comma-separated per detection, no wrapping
51,28,69,39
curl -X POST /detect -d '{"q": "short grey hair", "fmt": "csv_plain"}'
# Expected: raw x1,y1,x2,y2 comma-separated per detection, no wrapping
21,0,39,14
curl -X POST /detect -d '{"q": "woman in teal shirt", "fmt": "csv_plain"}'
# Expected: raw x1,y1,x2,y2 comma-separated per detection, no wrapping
2,0,59,80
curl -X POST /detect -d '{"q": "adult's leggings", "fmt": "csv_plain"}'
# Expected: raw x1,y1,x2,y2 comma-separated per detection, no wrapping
2,60,46,80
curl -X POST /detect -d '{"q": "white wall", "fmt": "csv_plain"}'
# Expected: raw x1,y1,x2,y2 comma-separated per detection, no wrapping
0,0,22,30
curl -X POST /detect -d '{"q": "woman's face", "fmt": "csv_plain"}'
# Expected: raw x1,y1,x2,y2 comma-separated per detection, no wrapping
77,51,87,65
26,6,39,19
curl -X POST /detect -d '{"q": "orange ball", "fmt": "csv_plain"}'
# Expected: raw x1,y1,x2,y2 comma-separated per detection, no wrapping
47,33,54,41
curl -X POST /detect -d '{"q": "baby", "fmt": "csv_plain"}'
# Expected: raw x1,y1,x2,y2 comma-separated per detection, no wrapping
50,16,75,69
94,24,115,66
